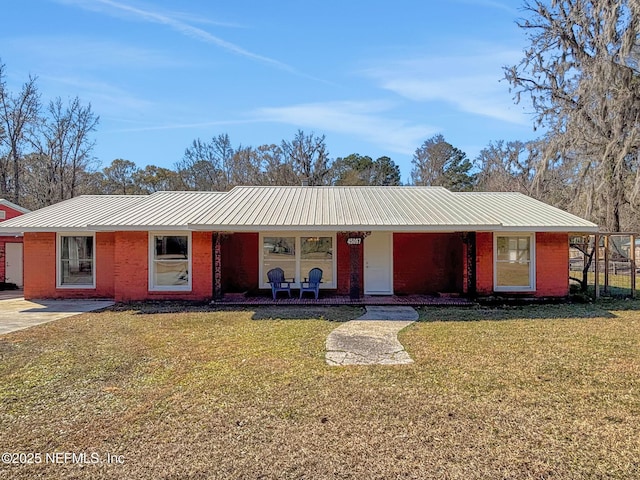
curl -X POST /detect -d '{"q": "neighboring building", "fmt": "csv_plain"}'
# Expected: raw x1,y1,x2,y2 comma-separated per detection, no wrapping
0,199,30,287
0,186,598,301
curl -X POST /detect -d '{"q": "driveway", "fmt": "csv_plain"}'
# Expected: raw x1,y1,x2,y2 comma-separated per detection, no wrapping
0,297,114,335
0,290,23,301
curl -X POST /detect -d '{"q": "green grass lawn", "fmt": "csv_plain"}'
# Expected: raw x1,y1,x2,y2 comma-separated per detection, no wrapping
1,301,639,479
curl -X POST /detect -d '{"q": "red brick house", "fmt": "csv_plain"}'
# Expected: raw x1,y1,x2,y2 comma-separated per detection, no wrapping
0,186,598,301
0,199,29,287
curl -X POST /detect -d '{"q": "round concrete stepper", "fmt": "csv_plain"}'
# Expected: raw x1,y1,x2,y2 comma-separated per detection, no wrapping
325,306,418,366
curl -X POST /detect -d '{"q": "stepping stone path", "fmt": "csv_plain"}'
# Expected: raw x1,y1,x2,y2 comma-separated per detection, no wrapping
325,306,418,366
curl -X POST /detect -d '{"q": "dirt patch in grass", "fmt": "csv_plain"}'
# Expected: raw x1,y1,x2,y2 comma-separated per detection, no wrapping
1,304,639,479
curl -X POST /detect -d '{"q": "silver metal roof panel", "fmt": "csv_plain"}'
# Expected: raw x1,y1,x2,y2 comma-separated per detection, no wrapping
89,191,227,229
0,195,146,232
0,187,599,233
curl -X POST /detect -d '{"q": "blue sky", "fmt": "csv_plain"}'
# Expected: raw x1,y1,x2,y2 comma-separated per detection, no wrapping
2,0,537,182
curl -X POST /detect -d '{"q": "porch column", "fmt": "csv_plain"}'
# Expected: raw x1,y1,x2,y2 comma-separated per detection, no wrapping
212,232,222,300
594,233,600,299
463,232,477,296
631,234,636,299
346,232,370,300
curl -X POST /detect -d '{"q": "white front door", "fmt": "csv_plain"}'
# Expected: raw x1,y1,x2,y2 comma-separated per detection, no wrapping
364,232,393,294
5,243,23,287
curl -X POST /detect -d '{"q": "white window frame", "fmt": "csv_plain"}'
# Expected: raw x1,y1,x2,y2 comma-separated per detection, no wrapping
494,232,536,292
0,211,6,220
56,233,96,289
148,232,192,292
259,232,337,289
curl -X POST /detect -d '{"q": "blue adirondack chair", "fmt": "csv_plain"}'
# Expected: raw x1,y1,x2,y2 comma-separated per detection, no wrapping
267,267,293,300
299,268,323,299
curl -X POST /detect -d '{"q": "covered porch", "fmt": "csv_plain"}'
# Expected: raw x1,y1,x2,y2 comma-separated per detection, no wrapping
212,231,476,301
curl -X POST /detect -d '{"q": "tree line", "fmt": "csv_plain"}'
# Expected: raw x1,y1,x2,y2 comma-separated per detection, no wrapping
75,132,406,195
1,1,639,232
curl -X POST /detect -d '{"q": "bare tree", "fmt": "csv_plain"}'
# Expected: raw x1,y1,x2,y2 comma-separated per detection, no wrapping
281,130,331,186
258,144,298,185
505,0,640,231
229,146,264,186
20,152,55,210
29,97,98,205
176,134,235,191
0,62,40,204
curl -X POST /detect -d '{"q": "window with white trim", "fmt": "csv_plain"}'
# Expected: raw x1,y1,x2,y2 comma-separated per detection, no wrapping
495,234,535,291
149,233,191,291
58,234,95,288
260,233,335,288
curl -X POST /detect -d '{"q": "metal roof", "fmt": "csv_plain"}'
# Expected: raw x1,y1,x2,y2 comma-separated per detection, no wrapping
453,192,598,231
0,195,146,232
186,186,598,232
189,186,503,231
0,186,599,233
89,191,227,230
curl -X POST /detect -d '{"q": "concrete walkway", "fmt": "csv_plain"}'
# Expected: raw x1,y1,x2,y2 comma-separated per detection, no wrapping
0,298,115,335
326,306,418,366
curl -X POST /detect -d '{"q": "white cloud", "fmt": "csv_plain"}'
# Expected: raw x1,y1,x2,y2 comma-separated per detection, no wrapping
58,0,304,76
362,47,530,125
107,119,253,133
451,0,518,14
11,36,184,70
252,101,437,155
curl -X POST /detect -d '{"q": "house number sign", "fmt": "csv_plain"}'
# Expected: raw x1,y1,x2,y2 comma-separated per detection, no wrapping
346,237,362,245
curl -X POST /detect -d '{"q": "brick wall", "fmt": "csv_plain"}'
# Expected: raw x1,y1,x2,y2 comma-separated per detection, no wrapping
393,233,463,294
23,232,56,299
113,231,147,301
192,231,213,299
221,232,259,293
475,232,494,295
96,232,115,297
23,232,115,299
475,231,569,297
535,232,569,297
114,231,213,301
21,229,571,300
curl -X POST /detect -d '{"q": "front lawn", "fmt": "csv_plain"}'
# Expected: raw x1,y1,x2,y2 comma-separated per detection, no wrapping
1,302,639,479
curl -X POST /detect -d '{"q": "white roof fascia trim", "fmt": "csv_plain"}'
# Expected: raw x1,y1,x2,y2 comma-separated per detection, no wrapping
89,224,193,232
187,223,504,232
188,224,597,233
493,225,599,233
0,226,97,233
7,224,598,234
